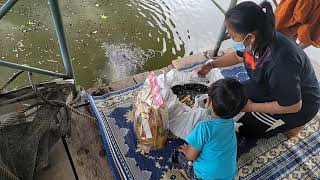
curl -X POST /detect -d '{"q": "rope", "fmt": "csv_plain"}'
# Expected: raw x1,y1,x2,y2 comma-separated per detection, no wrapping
27,72,96,121
0,71,24,93
0,132,19,180
0,112,25,129
0,103,43,129
0,166,19,180
45,100,96,120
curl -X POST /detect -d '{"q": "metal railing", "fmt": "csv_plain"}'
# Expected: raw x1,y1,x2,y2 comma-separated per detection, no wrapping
1,2,78,178
211,0,278,56
211,0,238,56
0,0,76,92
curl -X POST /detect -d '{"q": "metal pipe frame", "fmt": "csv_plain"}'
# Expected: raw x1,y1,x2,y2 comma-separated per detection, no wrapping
1,1,78,177
211,0,226,14
0,0,18,19
212,0,238,56
48,0,75,80
0,0,76,92
0,59,68,78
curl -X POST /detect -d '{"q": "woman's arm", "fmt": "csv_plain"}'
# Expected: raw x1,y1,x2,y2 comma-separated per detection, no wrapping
210,51,243,68
198,51,242,77
243,99,302,114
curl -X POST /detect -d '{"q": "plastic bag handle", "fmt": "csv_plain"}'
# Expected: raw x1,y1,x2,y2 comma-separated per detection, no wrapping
162,70,168,87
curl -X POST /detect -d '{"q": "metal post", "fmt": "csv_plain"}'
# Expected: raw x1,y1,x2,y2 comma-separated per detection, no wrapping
0,59,68,78
48,0,77,95
212,0,238,56
0,0,18,19
211,0,226,14
48,0,74,80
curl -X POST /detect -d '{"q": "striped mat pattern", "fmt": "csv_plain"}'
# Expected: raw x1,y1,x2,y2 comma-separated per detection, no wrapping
87,63,320,179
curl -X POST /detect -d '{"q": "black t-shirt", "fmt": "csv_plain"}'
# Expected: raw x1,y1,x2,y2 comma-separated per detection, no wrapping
237,31,320,114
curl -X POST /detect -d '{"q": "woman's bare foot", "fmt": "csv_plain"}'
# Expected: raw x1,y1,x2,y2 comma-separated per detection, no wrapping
285,125,304,138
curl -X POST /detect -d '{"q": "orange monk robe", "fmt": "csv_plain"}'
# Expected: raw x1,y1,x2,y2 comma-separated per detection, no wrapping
275,0,320,48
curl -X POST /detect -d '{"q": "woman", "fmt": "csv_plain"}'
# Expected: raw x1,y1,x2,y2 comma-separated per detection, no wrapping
198,1,320,138
275,0,320,49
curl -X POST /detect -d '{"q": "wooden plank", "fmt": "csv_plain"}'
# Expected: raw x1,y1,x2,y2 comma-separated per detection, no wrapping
35,140,76,180
310,59,320,80
172,53,206,69
66,106,113,180
154,67,171,75
202,48,235,59
171,48,235,69
132,71,149,84
65,75,142,180
109,77,136,91
167,64,175,70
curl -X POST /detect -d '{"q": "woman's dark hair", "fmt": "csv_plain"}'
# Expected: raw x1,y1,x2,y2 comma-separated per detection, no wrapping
225,1,275,56
208,78,248,119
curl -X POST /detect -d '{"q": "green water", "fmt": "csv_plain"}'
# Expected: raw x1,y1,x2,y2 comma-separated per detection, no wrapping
0,0,231,89
5,0,320,90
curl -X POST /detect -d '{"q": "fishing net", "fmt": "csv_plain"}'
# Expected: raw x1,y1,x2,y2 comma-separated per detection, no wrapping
0,85,72,180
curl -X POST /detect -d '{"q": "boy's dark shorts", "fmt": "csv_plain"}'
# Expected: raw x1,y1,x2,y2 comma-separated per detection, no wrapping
172,150,201,180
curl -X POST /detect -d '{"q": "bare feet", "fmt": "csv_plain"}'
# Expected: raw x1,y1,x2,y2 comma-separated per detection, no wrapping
285,125,304,138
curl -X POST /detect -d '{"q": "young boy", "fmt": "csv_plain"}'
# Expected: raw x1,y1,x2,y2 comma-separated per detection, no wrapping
172,78,248,180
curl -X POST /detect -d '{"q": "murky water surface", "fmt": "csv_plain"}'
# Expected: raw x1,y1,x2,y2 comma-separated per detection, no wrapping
0,0,318,89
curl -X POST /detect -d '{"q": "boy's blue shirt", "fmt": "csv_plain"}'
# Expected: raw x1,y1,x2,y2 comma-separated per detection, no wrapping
185,118,237,180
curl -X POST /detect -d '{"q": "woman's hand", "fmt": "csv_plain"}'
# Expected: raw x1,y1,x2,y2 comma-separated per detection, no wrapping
197,63,212,78
197,52,243,77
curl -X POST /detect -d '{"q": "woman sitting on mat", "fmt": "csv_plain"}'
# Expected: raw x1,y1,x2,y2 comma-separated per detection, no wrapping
198,1,320,138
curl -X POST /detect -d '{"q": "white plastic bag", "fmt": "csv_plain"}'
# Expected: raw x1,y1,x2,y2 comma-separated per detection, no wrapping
155,68,223,139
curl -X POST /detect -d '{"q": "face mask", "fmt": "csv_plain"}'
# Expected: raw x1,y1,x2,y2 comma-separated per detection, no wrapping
233,34,252,52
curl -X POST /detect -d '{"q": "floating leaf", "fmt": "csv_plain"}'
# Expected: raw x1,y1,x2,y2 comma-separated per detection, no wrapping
27,20,36,25
100,15,108,20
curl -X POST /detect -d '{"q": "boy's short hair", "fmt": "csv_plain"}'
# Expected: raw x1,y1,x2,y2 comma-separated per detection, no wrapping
208,78,248,119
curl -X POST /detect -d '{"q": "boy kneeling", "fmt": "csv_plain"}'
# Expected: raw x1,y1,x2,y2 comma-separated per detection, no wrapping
173,78,248,180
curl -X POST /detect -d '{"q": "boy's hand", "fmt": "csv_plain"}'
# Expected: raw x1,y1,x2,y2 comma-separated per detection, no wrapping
178,143,200,161
178,143,189,155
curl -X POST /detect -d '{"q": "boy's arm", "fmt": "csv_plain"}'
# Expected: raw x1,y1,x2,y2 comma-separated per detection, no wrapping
182,122,207,161
179,143,200,161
